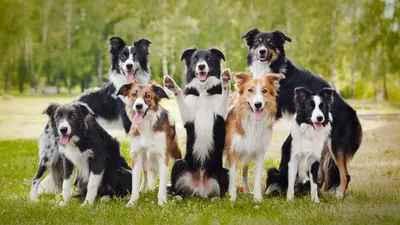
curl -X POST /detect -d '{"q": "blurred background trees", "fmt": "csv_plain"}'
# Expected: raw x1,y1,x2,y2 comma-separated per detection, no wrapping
0,0,399,100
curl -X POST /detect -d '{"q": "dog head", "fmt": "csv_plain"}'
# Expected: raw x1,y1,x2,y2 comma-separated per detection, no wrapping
234,72,285,121
181,47,225,84
242,29,291,65
43,102,94,145
109,36,151,84
294,87,335,131
117,82,169,124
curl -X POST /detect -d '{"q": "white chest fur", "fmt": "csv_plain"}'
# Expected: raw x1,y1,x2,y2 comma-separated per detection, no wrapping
250,61,272,78
231,114,274,163
59,136,93,183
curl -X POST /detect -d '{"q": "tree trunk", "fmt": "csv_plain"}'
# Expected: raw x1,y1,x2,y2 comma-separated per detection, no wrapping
161,0,169,76
382,69,388,100
330,8,337,91
4,71,10,94
65,0,73,94
350,33,356,99
97,54,103,85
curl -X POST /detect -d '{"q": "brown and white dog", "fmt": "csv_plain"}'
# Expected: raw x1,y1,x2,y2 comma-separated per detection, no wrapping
117,82,182,206
224,72,285,202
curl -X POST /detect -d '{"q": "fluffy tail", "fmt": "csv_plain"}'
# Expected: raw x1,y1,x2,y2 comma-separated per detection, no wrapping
265,168,287,195
50,153,64,191
321,152,341,191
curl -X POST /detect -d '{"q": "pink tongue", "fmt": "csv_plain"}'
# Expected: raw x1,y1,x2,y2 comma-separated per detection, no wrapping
126,71,135,83
254,109,263,121
198,73,207,81
60,135,70,145
134,111,144,124
313,123,323,132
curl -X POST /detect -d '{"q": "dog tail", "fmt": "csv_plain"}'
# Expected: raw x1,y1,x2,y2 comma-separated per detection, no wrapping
265,168,286,196
110,167,132,197
50,152,64,191
322,153,341,191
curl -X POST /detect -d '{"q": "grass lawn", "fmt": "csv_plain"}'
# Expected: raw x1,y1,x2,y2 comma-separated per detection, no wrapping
0,96,400,224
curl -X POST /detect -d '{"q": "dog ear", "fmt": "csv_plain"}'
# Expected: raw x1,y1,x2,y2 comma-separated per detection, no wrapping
42,103,60,117
151,83,169,100
241,28,260,48
109,36,126,54
117,83,133,97
294,87,312,103
264,73,285,89
208,48,225,61
134,38,152,53
318,87,335,105
233,73,252,90
77,103,95,117
273,30,292,44
180,48,197,61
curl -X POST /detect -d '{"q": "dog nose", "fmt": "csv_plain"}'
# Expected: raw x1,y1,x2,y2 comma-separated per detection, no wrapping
59,127,68,135
126,64,133,70
254,102,262,109
135,104,143,110
317,116,323,122
259,49,266,55
198,64,205,70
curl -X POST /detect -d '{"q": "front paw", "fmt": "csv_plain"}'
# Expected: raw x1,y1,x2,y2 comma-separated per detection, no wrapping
229,194,237,202
126,200,136,207
287,193,294,202
221,68,231,90
164,75,179,95
58,201,67,207
253,192,262,202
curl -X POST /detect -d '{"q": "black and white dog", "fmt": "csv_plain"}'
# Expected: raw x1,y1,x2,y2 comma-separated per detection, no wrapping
241,28,362,198
163,48,230,198
274,87,334,202
29,37,151,201
43,102,131,206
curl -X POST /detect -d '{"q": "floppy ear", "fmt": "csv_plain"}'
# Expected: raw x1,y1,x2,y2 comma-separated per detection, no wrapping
42,103,60,117
264,73,285,89
134,38,152,53
151,83,169,100
241,28,260,48
234,73,252,90
273,30,292,44
77,103,95,117
318,87,335,105
208,48,225,61
294,87,312,103
180,48,197,61
109,36,126,54
117,83,133,97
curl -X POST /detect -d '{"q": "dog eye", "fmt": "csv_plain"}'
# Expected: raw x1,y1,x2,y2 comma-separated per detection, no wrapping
120,55,126,61
262,89,268,93
132,93,137,97
145,94,150,99
133,52,137,57
206,56,211,61
248,88,253,93
69,114,76,119
55,114,61,119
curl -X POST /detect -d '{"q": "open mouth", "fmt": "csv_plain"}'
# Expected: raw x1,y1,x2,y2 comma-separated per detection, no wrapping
60,135,70,145
133,109,149,124
312,122,323,132
126,69,136,83
197,72,208,82
257,56,268,62
248,103,263,121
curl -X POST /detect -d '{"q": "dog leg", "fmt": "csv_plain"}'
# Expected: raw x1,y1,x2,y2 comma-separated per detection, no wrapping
336,152,349,199
164,75,191,124
58,158,74,207
287,158,298,201
127,151,142,206
228,161,237,201
310,162,320,203
30,161,49,201
216,69,231,120
157,156,169,206
242,164,250,194
81,171,104,207
140,153,147,192
253,155,264,202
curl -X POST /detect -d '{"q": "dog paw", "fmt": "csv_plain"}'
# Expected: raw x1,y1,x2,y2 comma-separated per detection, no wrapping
336,190,344,199
286,193,294,202
100,195,111,202
229,194,237,202
221,68,231,90
253,193,262,202
58,201,66,207
126,199,137,207
164,75,179,95
312,197,320,203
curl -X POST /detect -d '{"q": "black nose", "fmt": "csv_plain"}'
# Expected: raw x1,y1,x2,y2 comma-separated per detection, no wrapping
59,127,68,135
126,64,133,70
135,104,143,110
198,64,205,70
317,116,323,122
254,102,262,109
259,49,266,55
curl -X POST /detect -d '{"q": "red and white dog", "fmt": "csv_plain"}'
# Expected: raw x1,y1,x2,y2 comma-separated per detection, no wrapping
117,82,182,206
224,72,285,202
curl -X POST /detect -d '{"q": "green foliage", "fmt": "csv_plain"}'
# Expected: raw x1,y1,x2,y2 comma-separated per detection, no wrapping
0,0,399,99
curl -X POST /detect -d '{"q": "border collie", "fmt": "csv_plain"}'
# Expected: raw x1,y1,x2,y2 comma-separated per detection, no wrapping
30,37,151,201
241,28,362,198
225,72,285,202
117,82,182,206
43,102,132,206
279,87,334,202
163,48,230,198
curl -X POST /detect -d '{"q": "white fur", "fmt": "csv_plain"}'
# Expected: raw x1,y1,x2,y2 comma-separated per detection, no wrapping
311,96,324,123
126,109,169,206
287,115,331,202
195,61,210,74
175,170,220,198
58,119,71,136
249,57,287,78
133,97,148,112
81,171,104,207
